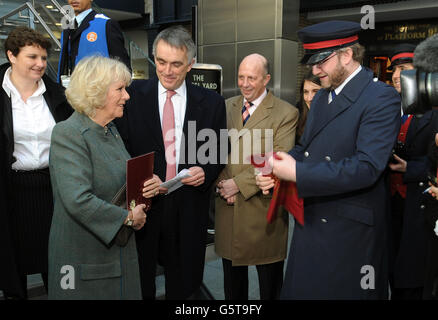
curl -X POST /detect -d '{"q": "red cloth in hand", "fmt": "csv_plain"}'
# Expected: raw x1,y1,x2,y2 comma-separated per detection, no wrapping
250,152,304,226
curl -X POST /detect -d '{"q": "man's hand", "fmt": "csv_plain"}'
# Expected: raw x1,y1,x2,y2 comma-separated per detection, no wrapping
428,183,438,200
227,195,236,205
143,174,165,198
255,174,275,195
181,166,205,187
217,179,239,199
389,154,407,173
272,151,297,182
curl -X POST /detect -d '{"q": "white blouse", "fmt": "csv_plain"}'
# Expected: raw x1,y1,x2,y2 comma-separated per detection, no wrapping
2,67,56,170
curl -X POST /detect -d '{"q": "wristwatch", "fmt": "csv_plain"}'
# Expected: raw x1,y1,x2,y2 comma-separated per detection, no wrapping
126,212,134,227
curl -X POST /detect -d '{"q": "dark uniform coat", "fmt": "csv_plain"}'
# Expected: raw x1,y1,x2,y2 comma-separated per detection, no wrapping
281,68,401,299
389,110,438,289
422,121,438,299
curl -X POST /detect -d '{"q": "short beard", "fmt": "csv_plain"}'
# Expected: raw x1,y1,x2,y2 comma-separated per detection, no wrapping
329,62,347,90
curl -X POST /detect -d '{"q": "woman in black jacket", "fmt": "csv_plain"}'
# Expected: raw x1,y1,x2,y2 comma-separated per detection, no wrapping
0,27,72,299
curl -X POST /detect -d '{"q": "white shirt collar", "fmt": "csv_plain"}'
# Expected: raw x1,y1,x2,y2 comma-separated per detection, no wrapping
244,89,267,109
76,8,93,26
2,67,46,99
158,80,186,98
333,65,362,96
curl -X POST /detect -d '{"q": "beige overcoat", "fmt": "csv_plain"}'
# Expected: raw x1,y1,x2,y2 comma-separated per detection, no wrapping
215,91,299,266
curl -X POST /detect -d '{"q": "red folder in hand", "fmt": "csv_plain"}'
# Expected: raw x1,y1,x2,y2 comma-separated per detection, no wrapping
250,152,304,226
126,152,154,211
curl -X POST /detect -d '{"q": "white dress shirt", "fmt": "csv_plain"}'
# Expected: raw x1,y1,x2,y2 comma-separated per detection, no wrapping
2,67,56,170
328,65,362,104
244,89,267,116
75,8,93,26
158,81,187,169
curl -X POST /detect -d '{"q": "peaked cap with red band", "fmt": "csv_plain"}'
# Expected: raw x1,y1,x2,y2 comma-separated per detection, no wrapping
298,20,361,65
388,43,416,70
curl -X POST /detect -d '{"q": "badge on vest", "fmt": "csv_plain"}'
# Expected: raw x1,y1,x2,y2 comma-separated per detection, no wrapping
86,32,98,42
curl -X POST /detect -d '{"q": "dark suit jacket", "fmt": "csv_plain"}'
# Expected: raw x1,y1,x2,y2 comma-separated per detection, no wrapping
282,67,401,299
58,10,131,77
114,78,226,298
389,110,438,288
0,62,73,295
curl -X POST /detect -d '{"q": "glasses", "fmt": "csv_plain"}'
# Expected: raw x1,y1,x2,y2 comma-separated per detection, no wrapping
313,52,337,68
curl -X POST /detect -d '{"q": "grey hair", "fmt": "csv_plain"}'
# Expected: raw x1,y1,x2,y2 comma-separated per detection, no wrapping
152,26,196,64
414,34,438,72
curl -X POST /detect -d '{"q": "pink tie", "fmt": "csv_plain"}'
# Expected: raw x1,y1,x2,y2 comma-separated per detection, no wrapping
242,101,252,125
162,90,177,181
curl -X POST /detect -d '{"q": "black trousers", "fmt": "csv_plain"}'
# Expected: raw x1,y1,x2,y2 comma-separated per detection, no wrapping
3,168,52,299
3,273,48,300
135,193,186,300
222,258,284,300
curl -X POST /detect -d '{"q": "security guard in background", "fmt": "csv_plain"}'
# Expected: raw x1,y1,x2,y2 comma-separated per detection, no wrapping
58,0,130,86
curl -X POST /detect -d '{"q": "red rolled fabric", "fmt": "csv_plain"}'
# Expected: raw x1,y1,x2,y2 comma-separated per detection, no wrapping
250,152,304,226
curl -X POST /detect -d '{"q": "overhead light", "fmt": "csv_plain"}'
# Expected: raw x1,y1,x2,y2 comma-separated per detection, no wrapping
46,5,54,9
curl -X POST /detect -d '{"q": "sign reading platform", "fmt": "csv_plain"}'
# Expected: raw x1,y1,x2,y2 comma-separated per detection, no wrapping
187,63,223,95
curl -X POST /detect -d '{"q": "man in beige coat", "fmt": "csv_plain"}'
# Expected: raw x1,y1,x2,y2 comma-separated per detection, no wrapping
215,53,298,299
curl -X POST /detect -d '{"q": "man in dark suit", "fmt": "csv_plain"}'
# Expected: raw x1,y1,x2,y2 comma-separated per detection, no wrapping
386,43,438,299
115,26,226,299
257,21,401,299
57,0,130,84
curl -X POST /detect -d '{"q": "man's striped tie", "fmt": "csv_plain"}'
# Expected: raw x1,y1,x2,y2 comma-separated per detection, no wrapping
242,101,252,125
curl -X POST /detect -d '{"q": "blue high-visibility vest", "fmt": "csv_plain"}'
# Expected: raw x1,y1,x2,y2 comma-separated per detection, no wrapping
57,13,110,82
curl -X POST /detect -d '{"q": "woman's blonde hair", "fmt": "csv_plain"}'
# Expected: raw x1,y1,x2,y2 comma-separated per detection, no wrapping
65,56,132,117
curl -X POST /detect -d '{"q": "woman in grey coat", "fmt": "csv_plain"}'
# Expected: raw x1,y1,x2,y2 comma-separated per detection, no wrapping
48,56,157,299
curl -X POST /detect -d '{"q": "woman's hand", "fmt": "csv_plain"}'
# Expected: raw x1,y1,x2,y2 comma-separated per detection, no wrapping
143,174,165,198
131,204,147,231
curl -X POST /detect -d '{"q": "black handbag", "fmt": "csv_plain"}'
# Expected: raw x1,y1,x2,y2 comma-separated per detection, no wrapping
111,183,134,247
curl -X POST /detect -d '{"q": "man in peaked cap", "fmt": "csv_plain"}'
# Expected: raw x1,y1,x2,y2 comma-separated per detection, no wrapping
388,43,416,93
256,20,401,299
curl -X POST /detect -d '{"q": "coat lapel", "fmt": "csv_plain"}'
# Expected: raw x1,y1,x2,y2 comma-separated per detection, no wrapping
141,78,164,152
70,10,95,42
304,68,373,148
183,81,203,129
243,91,273,130
230,96,244,131
179,81,203,170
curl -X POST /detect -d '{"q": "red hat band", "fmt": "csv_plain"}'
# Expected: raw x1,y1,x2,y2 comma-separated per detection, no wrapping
391,52,414,63
303,35,359,50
